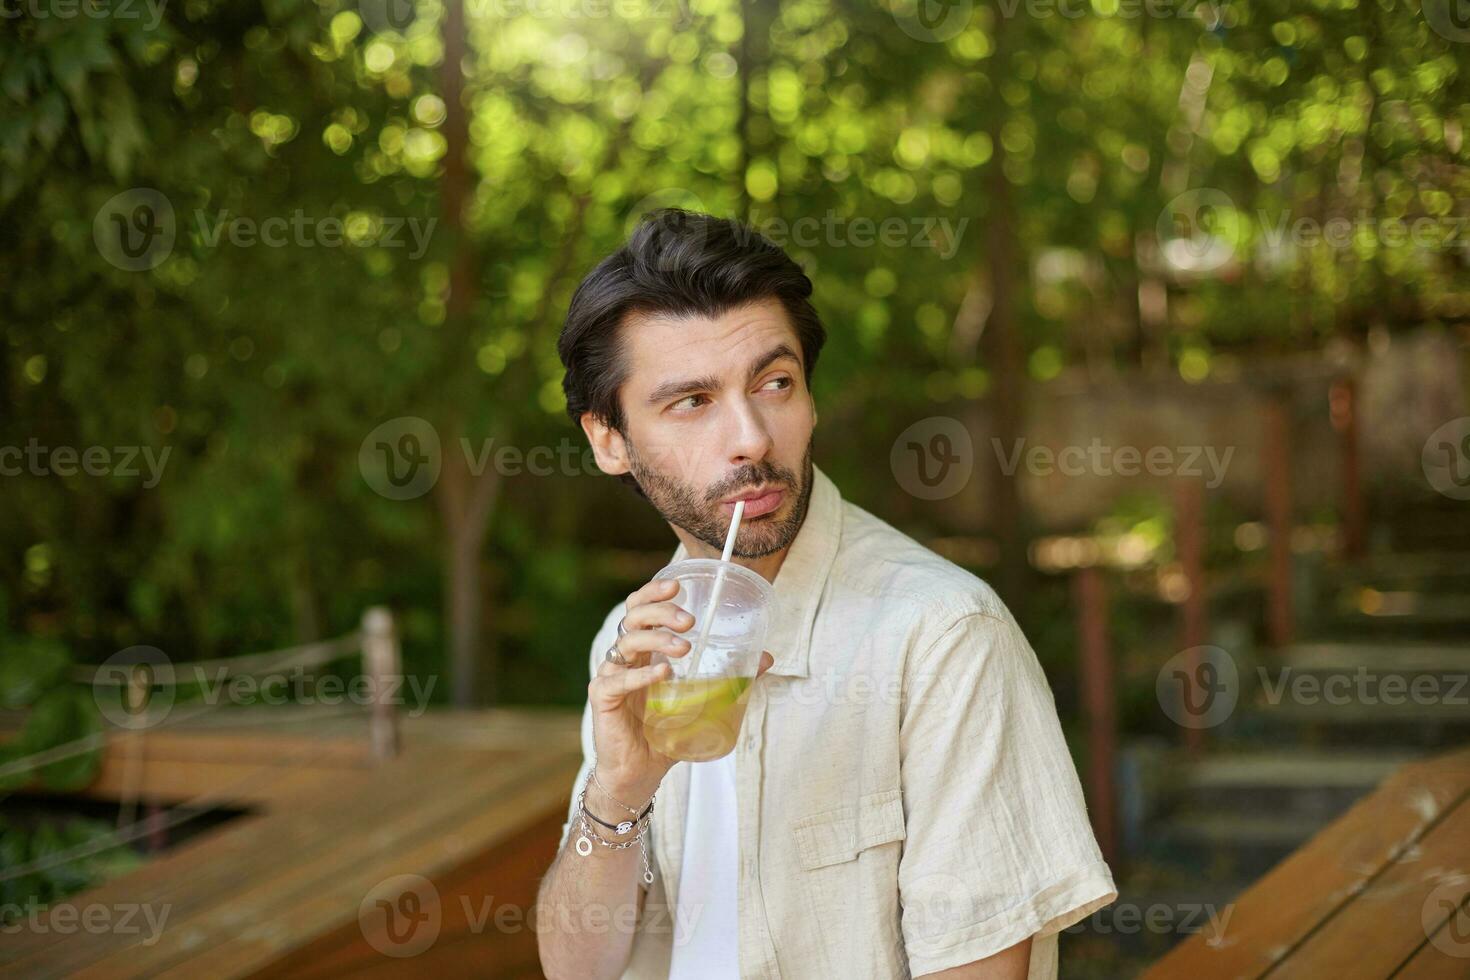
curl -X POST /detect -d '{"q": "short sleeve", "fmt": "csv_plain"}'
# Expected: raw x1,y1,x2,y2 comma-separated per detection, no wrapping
897,606,1117,977
556,603,625,853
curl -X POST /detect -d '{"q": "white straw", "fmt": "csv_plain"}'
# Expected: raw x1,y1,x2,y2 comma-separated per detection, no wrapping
684,500,744,677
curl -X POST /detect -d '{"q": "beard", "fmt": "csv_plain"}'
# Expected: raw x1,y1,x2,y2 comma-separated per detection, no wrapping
625,436,814,559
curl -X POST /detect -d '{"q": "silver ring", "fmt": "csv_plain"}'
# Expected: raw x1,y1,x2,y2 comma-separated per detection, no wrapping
605,642,631,667
617,616,630,637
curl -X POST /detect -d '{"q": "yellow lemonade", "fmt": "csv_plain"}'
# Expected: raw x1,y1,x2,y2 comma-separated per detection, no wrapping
643,675,754,762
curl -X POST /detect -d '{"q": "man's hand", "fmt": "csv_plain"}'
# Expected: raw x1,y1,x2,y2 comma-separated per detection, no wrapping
588,577,774,816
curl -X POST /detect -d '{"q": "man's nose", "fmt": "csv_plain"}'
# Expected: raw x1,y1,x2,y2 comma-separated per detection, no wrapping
724,396,773,464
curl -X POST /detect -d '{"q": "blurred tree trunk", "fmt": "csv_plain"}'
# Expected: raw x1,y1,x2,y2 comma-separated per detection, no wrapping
436,427,501,707
982,20,1029,607
736,0,750,216
434,0,498,707
983,160,1028,605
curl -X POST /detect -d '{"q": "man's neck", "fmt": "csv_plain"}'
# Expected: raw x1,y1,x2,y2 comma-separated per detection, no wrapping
672,529,789,585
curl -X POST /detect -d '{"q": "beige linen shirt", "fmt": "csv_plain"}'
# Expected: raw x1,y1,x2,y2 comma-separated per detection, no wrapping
559,464,1117,978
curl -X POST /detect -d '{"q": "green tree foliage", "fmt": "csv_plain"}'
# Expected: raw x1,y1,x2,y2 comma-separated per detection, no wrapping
1,0,1465,703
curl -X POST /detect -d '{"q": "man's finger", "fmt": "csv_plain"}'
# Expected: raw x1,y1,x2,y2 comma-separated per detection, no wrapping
591,662,672,705
756,650,775,677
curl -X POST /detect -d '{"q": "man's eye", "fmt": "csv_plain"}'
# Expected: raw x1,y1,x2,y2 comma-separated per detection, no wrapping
673,379,788,412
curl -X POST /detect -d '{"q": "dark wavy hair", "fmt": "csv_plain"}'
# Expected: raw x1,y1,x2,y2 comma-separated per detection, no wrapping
557,208,827,498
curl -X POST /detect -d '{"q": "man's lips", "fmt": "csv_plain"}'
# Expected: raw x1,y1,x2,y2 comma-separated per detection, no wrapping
721,487,784,518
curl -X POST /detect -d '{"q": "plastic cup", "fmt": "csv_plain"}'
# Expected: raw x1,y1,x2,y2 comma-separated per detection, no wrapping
641,558,774,762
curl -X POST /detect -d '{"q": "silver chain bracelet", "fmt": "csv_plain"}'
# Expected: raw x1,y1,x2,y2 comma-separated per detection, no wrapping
575,766,655,886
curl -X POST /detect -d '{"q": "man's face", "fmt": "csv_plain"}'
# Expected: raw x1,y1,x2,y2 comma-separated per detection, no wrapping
589,297,816,559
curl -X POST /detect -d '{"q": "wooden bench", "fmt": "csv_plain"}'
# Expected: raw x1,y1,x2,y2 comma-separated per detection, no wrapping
1143,745,1470,978
1,706,582,979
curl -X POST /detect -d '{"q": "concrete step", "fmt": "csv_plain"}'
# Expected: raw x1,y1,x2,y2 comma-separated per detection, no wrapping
1331,590,1470,622
1311,615,1470,643
1065,877,1249,962
1146,809,1320,882
1271,641,1470,674
1125,746,1421,881
1328,552,1470,591
1177,748,1417,815
1231,643,1470,740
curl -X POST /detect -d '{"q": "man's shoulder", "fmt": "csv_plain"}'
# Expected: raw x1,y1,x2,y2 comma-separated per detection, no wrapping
833,498,1008,630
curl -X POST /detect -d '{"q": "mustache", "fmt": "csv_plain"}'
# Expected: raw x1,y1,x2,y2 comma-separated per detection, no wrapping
709,473,790,503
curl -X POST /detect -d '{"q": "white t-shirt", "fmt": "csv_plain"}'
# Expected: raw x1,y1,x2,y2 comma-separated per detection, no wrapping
666,753,739,980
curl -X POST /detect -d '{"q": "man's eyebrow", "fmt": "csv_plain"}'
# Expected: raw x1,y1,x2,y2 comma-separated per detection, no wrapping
645,343,801,407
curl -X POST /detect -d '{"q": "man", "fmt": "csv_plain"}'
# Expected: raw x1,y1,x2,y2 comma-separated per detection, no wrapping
538,209,1116,979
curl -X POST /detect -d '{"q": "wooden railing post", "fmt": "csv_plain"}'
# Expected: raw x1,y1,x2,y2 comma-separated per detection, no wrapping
1074,564,1118,868
1264,394,1294,648
1330,375,1365,560
362,607,401,760
1175,476,1207,755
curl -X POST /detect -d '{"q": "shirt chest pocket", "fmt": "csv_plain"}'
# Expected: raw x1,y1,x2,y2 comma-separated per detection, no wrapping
791,788,907,870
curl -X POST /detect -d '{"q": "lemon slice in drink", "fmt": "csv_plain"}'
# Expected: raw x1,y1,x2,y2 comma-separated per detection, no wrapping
647,676,751,716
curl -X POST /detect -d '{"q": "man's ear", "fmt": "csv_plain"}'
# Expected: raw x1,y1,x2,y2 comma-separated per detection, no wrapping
580,413,631,477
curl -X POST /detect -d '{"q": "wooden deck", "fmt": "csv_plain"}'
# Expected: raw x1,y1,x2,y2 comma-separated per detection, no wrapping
1144,746,1470,978
1,706,582,979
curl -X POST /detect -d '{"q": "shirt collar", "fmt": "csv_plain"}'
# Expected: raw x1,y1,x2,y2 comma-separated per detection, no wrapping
666,463,842,679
